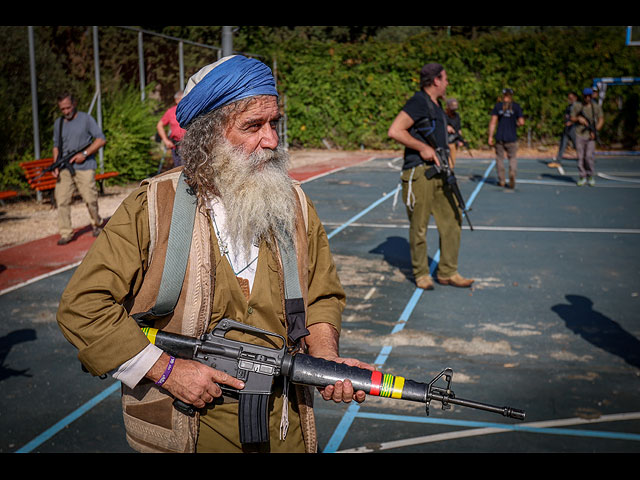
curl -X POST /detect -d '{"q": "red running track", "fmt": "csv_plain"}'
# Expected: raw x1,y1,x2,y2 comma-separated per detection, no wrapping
0,154,375,294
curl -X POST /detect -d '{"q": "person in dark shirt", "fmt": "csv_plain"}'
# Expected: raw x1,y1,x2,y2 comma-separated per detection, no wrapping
488,88,525,189
548,91,579,172
388,63,474,291
445,98,464,168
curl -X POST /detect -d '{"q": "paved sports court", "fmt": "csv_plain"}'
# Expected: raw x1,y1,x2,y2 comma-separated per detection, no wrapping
1,152,639,453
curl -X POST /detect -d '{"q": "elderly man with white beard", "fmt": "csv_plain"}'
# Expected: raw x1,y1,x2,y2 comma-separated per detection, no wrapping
57,55,372,453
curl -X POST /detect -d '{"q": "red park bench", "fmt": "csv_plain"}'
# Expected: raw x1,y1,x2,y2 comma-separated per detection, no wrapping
19,157,119,201
0,189,18,205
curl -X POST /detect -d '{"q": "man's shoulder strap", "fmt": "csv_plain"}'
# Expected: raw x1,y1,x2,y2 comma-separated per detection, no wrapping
278,182,310,346
412,90,446,145
417,90,440,119
292,181,308,232
57,117,64,154
132,171,197,325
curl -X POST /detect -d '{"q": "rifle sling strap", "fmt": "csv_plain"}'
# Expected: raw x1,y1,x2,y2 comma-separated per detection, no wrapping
278,234,309,346
417,90,449,153
132,172,197,325
58,117,64,159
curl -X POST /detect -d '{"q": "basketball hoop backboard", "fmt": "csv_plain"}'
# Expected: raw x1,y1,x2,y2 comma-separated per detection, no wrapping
626,26,640,46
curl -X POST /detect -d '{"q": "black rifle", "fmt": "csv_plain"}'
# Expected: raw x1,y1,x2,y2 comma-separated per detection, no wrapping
142,318,525,445
448,131,473,157
32,143,92,181
578,111,600,144
412,118,474,230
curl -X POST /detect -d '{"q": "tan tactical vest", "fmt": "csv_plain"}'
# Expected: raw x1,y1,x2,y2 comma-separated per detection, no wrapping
120,168,316,453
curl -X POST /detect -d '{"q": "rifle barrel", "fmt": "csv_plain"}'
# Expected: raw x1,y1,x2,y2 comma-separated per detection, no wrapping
428,392,526,420
289,354,523,420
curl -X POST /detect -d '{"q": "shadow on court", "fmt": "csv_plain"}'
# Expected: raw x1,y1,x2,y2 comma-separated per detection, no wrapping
0,329,37,381
552,294,640,369
369,236,415,283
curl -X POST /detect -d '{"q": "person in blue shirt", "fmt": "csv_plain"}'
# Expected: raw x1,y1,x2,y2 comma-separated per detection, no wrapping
488,88,525,189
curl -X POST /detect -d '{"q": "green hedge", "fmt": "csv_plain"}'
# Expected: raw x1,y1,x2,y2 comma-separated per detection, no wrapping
274,27,640,150
100,84,160,181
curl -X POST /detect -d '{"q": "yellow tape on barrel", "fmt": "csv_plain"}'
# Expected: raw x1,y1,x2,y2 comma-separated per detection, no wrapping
141,327,159,344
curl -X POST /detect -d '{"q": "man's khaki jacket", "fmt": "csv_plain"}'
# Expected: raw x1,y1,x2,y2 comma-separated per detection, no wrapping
57,168,346,453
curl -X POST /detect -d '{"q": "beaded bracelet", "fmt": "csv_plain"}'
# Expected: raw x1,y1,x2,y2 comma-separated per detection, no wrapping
155,355,175,386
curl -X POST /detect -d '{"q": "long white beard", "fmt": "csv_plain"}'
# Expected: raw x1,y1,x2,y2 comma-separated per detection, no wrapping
207,140,297,262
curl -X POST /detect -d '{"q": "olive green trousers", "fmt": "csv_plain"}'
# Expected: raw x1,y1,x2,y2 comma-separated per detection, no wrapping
401,164,462,280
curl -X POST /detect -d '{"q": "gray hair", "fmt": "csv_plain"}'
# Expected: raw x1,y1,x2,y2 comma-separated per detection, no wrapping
179,96,265,200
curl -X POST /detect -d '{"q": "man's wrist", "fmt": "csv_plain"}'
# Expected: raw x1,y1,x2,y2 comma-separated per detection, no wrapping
306,323,340,359
146,352,174,383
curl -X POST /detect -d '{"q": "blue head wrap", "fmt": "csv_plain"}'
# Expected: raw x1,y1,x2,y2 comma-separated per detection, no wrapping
176,55,278,129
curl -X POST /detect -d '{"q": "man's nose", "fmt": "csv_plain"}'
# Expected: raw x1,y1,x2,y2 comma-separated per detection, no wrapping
260,124,279,150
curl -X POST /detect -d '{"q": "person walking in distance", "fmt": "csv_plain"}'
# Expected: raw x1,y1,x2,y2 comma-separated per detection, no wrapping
488,88,525,189
571,87,604,186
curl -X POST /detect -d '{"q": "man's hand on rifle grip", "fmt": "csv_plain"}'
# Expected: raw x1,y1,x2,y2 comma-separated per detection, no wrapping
419,144,440,167
146,354,245,408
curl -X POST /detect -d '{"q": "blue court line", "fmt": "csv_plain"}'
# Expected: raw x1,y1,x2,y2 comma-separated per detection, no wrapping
327,187,400,240
15,381,120,453
355,412,640,443
323,160,496,453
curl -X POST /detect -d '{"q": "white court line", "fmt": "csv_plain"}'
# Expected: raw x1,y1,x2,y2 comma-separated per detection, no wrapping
597,172,640,183
0,261,81,297
518,178,640,188
296,155,378,184
321,221,640,234
338,412,640,453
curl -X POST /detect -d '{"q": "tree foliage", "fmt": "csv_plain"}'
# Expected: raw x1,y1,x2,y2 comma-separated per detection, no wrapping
1,26,639,191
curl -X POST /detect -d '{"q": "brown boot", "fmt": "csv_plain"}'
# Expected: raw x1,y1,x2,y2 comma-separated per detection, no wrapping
57,235,74,246
508,173,516,189
437,273,474,288
415,275,434,290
